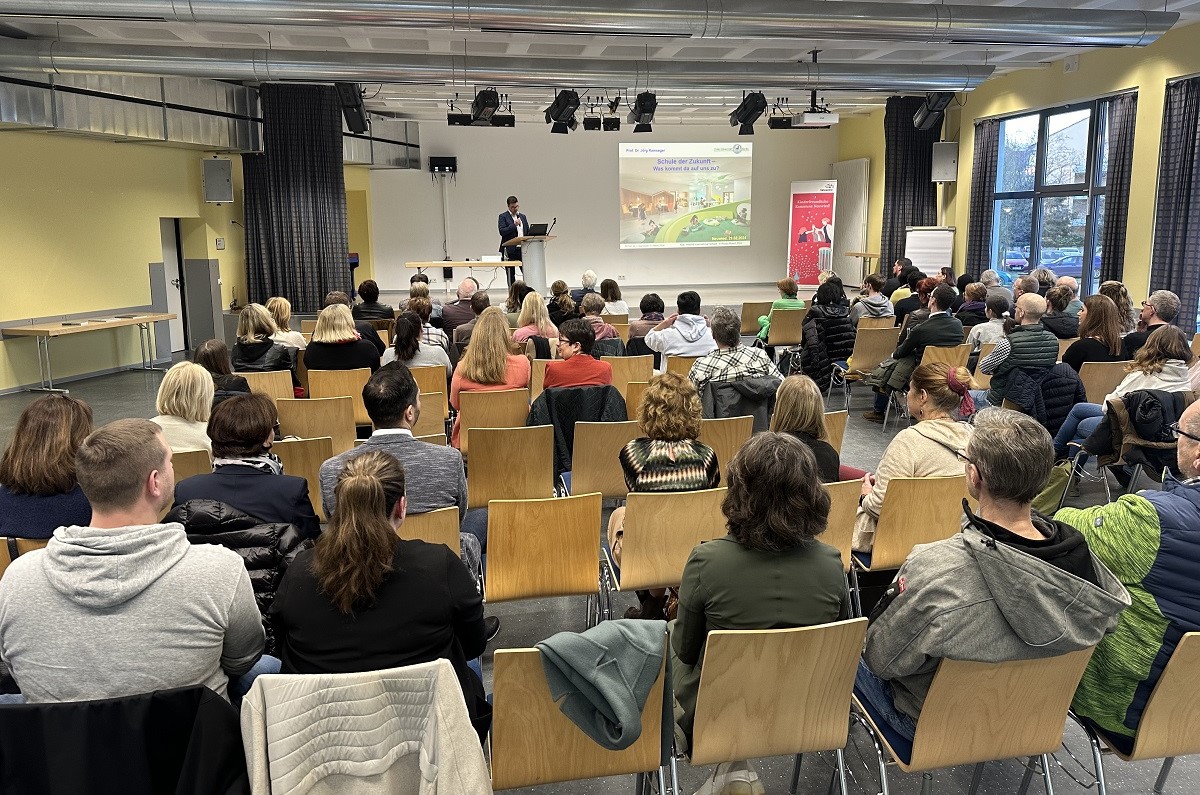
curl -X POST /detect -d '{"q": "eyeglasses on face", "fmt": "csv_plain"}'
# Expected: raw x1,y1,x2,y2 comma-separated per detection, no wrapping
955,449,974,465
1168,422,1200,443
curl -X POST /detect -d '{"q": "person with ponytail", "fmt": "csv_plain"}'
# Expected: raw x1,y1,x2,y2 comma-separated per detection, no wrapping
382,310,452,376
270,451,489,738
853,362,976,552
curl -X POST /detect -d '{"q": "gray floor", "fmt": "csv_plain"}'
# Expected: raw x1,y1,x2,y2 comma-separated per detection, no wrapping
1,368,1194,794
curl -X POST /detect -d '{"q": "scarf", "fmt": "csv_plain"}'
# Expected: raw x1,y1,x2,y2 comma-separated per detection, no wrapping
212,453,284,476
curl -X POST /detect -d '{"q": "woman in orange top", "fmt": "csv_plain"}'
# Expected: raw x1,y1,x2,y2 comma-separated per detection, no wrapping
449,306,531,448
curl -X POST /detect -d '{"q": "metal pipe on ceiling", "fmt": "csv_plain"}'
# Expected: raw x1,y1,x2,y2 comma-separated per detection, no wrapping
0,0,1178,47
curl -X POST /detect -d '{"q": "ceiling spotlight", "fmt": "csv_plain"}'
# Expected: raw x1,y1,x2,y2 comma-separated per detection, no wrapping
446,112,473,126
583,116,602,131
470,88,500,125
628,91,657,133
730,92,768,135
913,92,954,131
603,116,621,131
545,89,581,134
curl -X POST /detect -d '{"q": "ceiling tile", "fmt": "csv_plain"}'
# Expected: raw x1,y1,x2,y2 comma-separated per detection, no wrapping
116,27,182,41
368,38,431,51
202,30,268,45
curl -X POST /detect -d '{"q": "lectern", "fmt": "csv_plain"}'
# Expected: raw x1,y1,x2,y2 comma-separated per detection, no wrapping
501,235,556,293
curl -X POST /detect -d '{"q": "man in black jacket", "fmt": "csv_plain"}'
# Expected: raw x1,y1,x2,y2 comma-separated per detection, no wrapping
324,291,386,355
882,258,911,298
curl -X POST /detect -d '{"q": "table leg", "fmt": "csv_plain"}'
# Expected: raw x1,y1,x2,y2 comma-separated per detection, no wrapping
136,323,168,372
29,335,68,394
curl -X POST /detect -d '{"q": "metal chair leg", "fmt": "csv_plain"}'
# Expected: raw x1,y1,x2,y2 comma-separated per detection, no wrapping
849,710,891,795
635,771,646,794
1017,758,1035,795
882,390,893,431
1068,710,1108,795
848,566,863,618
968,762,985,795
1126,464,1144,494
1154,757,1175,794
1040,753,1055,794
789,754,803,795
919,771,933,795
834,748,850,795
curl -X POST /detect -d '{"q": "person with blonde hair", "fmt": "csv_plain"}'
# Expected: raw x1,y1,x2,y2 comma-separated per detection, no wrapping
448,307,531,448
512,290,558,343
265,296,306,350
769,375,840,481
302,304,381,372
152,361,215,453
232,303,296,375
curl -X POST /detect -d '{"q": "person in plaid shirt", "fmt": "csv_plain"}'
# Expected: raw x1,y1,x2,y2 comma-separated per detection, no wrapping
409,296,451,356
688,306,781,392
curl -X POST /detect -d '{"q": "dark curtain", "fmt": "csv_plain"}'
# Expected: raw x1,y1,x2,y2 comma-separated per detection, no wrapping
880,96,943,272
1098,92,1138,284
1149,76,1200,335
965,118,1000,278
244,84,349,313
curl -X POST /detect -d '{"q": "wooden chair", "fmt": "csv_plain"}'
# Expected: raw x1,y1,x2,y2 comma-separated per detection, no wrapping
457,388,530,457
1058,336,1079,362
416,433,447,446
0,537,50,580
666,355,700,379
376,328,390,347
824,410,848,455
601,312,629,325
409,365,450,420
1192,333,1200,359
413,393,447,438
857,316,896,330
765,308,807,349
972,342,998,390
300,333,312,345
831,327,902,406
308,368,372,426
467,426,554,509
611,323,631,343
1074,632,1200,795
697,416,753,483
690,620,869,795
365,318,395,336
740,301,774,336
1079,361,1129,404
399,506,460,556
171,448,211,480
235,369,293,401
295,344,310,395
300,319,317,334
272,436,333,521
626,381,650,421
277,397,356,454
822,479,861,575
602,354,654,400
602,488,728,592
569,421,641,498
530,359,550,401
491,638,671,791
854,648,1096,794
920,343,972,370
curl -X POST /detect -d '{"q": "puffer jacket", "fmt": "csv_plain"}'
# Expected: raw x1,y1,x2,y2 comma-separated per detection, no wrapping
1000,363,1086,438
231,339,296,374
797,304,856,387
165,499,309,655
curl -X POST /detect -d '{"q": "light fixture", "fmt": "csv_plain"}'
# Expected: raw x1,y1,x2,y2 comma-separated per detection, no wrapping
628,91,657,133
470,88,500,124
446,112,473,126
544,89,581,134
583,116,602,131
729,92,767,135
603,116,621,131
913,92,954,130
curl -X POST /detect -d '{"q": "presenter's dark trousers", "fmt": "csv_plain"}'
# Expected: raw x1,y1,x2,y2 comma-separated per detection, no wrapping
504,255,522,286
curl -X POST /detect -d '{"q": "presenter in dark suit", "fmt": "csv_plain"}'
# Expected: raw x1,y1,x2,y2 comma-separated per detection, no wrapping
498,195,528,287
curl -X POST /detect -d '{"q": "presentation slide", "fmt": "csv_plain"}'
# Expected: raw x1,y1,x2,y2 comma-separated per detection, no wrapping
618,142,753,249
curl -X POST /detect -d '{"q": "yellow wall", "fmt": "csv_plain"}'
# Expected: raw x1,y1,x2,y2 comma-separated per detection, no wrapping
837,109,887,260
345,165,374,283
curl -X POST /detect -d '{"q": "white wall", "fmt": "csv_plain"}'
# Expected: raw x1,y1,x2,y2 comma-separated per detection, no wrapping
371,122,839,295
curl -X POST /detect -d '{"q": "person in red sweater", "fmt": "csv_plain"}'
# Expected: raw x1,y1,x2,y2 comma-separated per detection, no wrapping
543,319,614,389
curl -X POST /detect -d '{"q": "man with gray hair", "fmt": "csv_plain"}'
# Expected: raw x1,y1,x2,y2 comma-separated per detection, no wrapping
441,277,480,336
856,408,1129,741
570,269,599,305
1122,289,1181,358
973,292,1060,407
687,305,781,392
980,269,1013,310
1056,275,1084,316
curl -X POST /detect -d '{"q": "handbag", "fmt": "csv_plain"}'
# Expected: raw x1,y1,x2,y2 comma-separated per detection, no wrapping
1032,459,1073,516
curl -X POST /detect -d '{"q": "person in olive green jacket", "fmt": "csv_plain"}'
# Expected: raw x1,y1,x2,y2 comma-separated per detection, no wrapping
757,277,807,341
671,432,849,793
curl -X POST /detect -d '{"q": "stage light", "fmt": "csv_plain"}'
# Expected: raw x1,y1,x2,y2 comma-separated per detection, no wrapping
913,92,954,131
446,112,473,126
603,116,621,131
470,88,500,125
490,113,515,127
544,89,581,134
729,92,767,135
628,91,657,133
583,116,602,131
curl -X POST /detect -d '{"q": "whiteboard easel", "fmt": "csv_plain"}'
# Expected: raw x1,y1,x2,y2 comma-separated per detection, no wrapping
904,226,955,275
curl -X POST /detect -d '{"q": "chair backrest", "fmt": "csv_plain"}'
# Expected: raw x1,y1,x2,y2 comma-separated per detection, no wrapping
766,308,808,347
366,317,394,334
468,426,554,509
1079,361,1129,404
409,365,449,419
822,480,860,572
697,416,753,483
848,327,902,374
271,436,334,521
570,421,641,499
1058,337,1078,362
486,492,602,602
973,342,998,389
413,394,447,438
1127,632,1200,760
823,410,848,455
377,328,390,347
602,355,654,400
611,323,631,343
398,506,460,556
920,343,972,369
665,355,700,379
171,448,212,480
626,381,650,421
300,319,317,334
530,359,550,401
308,368,372,426
857,316,896,330
457,388,530,457
907,648,1095,771
295,343,310,394
0,537,50,580
491,640,667,790
740,301,774,336
690,619,869,766
416,433,447,446
277,397,356,454
1192,333,1200,359
235,369,293,401
601,312,629,325
619,488,729,590
871,475,967,571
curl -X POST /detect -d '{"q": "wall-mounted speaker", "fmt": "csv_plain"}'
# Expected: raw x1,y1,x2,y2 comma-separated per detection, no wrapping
335,82,369,134
931,141,959,183
202,158,233,203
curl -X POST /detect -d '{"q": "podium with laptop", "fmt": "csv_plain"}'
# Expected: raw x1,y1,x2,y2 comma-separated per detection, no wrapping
503,221,555,293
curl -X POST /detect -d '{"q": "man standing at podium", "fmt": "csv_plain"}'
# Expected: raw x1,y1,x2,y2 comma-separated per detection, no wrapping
498,195,528,287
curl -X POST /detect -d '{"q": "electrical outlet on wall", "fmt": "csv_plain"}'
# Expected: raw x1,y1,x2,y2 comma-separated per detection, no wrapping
215,238,226,250
617,275,626,281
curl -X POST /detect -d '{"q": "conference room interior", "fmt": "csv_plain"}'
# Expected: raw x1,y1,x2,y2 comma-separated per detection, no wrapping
3,2,1200,793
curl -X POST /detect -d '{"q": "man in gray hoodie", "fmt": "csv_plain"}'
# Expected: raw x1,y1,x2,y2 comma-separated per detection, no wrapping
0,419,266,704
849,274,896,327
644,290,717,359
856,409,1129,740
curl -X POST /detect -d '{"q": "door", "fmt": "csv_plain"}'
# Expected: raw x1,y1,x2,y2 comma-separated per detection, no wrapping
160,218,187,352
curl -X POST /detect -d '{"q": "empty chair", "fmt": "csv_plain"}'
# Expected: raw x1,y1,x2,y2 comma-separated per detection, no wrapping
666,355,701,379
235,369,293,401
765,308,807,349
920,343,972,369
697,415,753,483
271,436,333,522
824,410,848,455
467,426,554,509
277,397,356,455
569,420,641,499
171,448,211,481
308,367,372,426
740,301,775,336
602,488,728,593
399,506,461,556
409,364,450,420
457,388,530,457
1079,361,1131,404
602,354,654,400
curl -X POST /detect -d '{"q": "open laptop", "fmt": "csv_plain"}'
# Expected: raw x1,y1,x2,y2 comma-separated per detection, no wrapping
527,223,549,236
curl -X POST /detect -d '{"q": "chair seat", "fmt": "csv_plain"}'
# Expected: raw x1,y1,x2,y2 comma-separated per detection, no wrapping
852,692,913,766
851,551,872,571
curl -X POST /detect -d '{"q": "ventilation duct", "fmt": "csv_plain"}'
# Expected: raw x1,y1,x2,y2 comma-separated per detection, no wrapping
0,0,1177,47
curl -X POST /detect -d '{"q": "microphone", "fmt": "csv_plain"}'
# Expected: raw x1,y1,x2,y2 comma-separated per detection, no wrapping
547,217,557,234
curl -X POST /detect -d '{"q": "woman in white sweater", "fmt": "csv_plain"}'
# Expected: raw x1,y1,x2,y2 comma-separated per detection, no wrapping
151,361,214,454
381,311,452,376
854,362,976,553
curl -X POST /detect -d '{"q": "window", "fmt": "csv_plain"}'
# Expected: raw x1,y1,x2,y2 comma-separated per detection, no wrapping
989,100,1113,295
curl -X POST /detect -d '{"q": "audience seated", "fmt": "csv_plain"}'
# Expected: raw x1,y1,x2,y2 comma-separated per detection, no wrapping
688,306,781,392
888,266,919,306
265,296,307,350
1030,266,1059,295
600,278,629,315
171,394,319,539
152,361,214,453
849,274,894,327
504,280,533,325
1043,285,1081,339
954,282,988,328
408,295,452,357
351,279,395,321
512,290,558,344
0,419,268,703
630,293,665,338
980,269,1014,310
194,338,251,407
950,273,973,312
966,292,1010,351
973,292,1061,407
231,303,296,376
1123,289,1181,359
398,273,442,316
645,291,717,358
452,292,492,347
579,293,619,340
1062,294,1127,373
1057,399,1200,753
895,278,937,345
1057,276,1084,317
881,258,910,298
271,450,490,740
856,408,1129,742
382,311,452,375
324,291,386,354
768,375,840,482
569,269,599,305
302,304,382,373
757,277,807,341
448,307,531,448
673,432,849,787
798,279,856,387
548,279,580,327
855,363,975,552
543,319,614,389
1012,274,1040,302
893,272,928,328
1054,325,1196,459
0,395,93,539
1100,280,1138,335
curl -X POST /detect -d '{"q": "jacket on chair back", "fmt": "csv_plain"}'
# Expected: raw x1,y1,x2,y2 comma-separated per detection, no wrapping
798,304,856,387
528,385,628,474
1002,363,1087,438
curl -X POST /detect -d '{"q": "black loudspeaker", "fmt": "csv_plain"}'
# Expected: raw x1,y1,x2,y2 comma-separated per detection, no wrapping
335,83,369,134
429,156,458,174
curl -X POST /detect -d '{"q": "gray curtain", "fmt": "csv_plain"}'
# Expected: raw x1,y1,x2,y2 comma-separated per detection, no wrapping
1098,92,1137,285
880,96,943,272
1150,76,1200,334
245,84,349,313
965,118,1000,278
